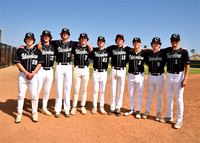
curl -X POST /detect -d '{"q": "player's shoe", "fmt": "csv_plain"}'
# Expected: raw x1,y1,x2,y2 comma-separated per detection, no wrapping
91,107,97,114
99,107,105,115
156,112,161,121
71,107,76,115
42,109,52,116
108,110,115,115
65,111,70,117
160,117,174,123
32,112,38,122
54,112,60,118
124,110,134,116
135,111,141,119
115,108,121,116
81,107,87,115
142,110,149,119
174,121,183,129
15,113,22,123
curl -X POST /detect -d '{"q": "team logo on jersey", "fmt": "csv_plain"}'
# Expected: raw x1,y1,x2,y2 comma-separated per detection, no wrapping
112,50,126,55
42,50,54,55
129,55,144,60
94,52,108,57
21,53,38,59
75,49,89,54
149,57,162,61
58,47,72,53
167,53,181,58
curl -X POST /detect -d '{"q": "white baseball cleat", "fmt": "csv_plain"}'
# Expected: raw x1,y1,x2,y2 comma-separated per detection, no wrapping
156,112,161,121
135,111,141,119
54,112,60,118
15,113,22,123
81,107,87,115
32,112,38,122
124,110,134,116
91,107,97,114
160,117,173,123
99,107,106,115
42,109,52,116
174,121,183,129
142,110,149,119
71,107,76,115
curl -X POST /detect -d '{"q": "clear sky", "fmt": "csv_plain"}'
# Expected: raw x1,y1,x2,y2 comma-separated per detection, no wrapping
0,0,199,56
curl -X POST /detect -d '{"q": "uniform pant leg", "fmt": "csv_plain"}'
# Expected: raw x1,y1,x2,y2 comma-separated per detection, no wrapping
63,65,72,113
55,65,64,113
99,72,107,107
18,72,28,114
72,67,81,107
37,68,44,99
80,68,89,107
146,74,155,112
110,68,117,111
93,71,100,108
128,74,136,111
166,73,174,118
155,74,164,113
43,69,53,110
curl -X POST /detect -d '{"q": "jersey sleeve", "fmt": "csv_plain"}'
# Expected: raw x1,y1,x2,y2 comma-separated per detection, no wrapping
37,49,44,64
182,49,190,65
70,41,78,48
106,45,114,57
13,49,22,63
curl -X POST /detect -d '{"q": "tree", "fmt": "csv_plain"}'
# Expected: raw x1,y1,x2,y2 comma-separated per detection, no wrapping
190,49,196,60
144,45,147,49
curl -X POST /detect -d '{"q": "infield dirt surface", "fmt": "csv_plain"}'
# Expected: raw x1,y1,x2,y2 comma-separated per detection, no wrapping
0,66,200,143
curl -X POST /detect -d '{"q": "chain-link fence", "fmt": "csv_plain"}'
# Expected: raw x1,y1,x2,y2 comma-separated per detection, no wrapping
0,43,17,69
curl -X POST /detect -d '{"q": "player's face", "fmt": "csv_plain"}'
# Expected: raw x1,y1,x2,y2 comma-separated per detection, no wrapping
25,38,34,45
171,40,180,47
80,37,88,45
42,34,51,42
97,40,105,47
116,38,124,46
133,41,141,49
152,42,161,50
61,32,69,40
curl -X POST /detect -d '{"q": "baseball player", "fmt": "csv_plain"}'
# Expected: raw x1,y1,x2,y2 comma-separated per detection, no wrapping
37,30,55,116
70,33,91,115
160,33,190,129
91,36,109,114
14,32,43,123
124,37,147,119
142,37,166,121
107,34,130,116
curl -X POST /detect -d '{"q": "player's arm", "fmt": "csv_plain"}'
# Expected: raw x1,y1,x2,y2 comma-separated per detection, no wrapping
16,63,29,75
181,64,190,87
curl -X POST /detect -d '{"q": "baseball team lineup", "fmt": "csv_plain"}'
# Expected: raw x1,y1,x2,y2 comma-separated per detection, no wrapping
13,28,190,129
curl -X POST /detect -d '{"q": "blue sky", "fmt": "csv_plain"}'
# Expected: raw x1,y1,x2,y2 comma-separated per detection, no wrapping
0,0,199,56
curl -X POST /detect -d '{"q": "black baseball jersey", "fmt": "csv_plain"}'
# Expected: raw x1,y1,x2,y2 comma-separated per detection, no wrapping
40,43,55,68
164,47,190,73
107,45,130,68
51,40,77,63
127,49,147,73
14,46,43,72
91,47,110,70
72,45,91,67
146,49,167,73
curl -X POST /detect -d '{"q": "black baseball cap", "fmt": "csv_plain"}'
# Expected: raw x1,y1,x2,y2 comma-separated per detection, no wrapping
151,37,162,44
78,33,89,41
24,32,36,43
97,36,105,42
41,30,52,37
170,33,180,41
115,34,124,41
132,37,141,43
60,28,70,36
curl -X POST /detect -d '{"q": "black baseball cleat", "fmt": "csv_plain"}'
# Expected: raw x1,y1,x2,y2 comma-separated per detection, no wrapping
115,109,121,116
108,110,115,115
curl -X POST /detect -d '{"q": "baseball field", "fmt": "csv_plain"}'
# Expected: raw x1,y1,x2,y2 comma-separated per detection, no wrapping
0,66,200,143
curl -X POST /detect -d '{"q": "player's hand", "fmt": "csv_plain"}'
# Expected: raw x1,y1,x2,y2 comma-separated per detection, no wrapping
122,44,126,48
181,79,187,87
77,42,80,46
88,46,93,52
26,73,34,80
37,42,42,51
18,45,24,49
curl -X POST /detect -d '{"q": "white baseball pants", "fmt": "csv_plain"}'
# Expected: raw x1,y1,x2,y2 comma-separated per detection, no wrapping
92,70,107,108
55,64,72,114
145,74,164,113
166,72,184,122
72,67,89,107
110,68,126,111
37,67,53,110
17,72,38,114
128,73,145,111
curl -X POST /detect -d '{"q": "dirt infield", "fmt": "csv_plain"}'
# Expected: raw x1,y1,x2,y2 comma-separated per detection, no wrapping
0,66,200,143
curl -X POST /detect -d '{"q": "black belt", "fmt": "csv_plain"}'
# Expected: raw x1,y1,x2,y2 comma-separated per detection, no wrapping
57,62,71,65
94,69,107,72
150,73,162,76
168,71,181,74
75,65,88,68
112,67,125,70
132,72,143,75
43,67,53,70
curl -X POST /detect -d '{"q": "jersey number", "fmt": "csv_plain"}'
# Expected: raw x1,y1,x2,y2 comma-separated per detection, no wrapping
121,55,126,60
50,56,54,60
157,62,160,67
103,58,107,62
32,60,38,65
85,55,88,60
